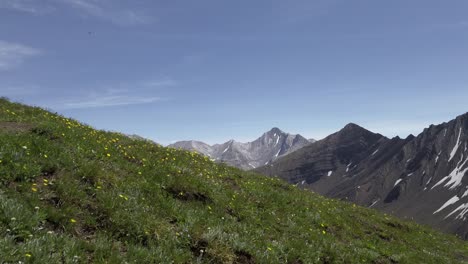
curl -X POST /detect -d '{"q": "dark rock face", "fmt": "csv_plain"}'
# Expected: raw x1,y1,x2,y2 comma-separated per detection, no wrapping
255,113,468,239
169,128,313,170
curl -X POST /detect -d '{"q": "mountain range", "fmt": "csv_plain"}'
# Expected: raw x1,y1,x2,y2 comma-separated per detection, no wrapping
169,128,314,170
2,99,467,262
255,113,468,239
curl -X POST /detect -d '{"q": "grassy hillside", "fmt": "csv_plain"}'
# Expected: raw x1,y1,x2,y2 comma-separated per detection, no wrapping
0,98,466,264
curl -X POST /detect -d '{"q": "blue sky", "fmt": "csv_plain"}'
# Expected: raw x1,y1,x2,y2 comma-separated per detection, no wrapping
1,0,468,145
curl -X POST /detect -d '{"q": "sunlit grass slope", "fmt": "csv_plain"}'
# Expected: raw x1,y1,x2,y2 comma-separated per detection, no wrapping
0,98,466,263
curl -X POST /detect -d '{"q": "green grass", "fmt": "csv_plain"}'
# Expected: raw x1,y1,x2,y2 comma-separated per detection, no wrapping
0,98,466,263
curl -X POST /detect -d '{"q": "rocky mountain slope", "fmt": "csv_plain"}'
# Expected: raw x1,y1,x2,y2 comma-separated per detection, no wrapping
256,113,468,239
169,128,313,170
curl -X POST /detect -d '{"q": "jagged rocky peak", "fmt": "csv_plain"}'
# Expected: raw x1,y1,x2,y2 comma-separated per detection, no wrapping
320,123,385,146
267,127,283,135
339,123,375,136
260,127,285,143
456,111,468,121
342,122,362,130
169,127,311,170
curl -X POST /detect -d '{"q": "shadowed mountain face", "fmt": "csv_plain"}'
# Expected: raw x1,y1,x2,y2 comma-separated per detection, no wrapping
255,113,468,239
169,128,313,170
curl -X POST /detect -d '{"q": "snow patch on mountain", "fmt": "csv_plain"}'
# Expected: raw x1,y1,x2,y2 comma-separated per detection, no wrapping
446,203,468,220
449,127,462,162
369,199,380,208
435,151,441,163
346,162,352,172
222,145,230,154
432,154,468,190
394,179,402,187
274,149,281,158
434,196,460,214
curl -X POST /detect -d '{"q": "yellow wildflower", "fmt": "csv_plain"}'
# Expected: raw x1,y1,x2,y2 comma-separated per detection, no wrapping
70,219,77,223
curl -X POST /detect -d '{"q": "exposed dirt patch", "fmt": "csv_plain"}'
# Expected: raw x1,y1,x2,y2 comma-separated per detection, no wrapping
47,195,64,208
167,187,212,203
273,182,292,191
76,224,97,240
372,255,399,264
226,207,243,222
287,259,303,264
223,177,240,190
190,239,209,257
0,122,34,133
30,127,60,140
319,255,334,264
377,232,393,242
234,250,255,264
123,155,143,165
384,221,409,232
41,165,58,177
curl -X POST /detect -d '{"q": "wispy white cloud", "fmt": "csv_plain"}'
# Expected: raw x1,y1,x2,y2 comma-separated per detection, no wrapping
431,20,468,31
63,95,161,109
0,0,151,26
0,40,41,70
0,85,40,96
60,85,167,109
0,0,55,14
58,0,151,25
273,0,339,25
144,78,178,88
